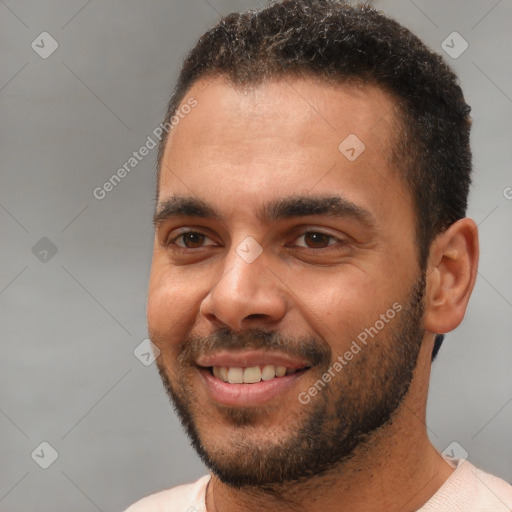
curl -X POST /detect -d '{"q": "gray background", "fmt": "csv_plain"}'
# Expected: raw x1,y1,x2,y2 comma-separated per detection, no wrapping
1,1,511,510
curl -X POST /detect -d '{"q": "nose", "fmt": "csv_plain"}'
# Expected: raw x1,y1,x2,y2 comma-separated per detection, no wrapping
199,241,287,332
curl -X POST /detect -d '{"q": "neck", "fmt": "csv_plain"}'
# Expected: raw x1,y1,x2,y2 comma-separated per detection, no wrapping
206,339,454,512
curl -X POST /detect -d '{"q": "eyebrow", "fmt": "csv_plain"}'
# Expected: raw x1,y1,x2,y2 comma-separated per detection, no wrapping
153,194,375,228
153,196,219,226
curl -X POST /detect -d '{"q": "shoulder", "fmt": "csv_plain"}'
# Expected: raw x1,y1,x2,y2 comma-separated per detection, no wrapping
124,474,211,512
419,459,512,511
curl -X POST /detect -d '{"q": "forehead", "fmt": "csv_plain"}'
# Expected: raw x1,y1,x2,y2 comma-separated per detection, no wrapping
158,76,411,229
165,76,398,160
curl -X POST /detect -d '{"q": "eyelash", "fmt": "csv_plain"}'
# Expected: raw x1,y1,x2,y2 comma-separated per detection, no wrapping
168,231,218,249
166,229,345,251
290,231,341,250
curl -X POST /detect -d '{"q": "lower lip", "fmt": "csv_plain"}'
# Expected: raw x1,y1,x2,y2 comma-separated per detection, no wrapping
199,368,308,407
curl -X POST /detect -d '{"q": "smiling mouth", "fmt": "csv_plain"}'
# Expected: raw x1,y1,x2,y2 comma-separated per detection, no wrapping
208,365,311,384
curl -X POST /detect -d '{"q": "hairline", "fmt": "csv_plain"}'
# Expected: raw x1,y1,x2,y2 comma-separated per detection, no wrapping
157,71,408,190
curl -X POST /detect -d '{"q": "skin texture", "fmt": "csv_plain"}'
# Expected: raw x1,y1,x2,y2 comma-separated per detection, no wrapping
147,77,479,512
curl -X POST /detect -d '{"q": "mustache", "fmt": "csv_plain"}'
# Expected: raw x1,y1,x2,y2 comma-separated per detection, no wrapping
176,327,331,367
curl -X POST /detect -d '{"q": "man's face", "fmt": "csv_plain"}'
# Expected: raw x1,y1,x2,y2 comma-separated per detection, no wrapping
148,77,425,487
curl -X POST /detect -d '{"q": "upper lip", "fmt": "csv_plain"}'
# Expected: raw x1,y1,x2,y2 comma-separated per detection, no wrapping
196,350,313,369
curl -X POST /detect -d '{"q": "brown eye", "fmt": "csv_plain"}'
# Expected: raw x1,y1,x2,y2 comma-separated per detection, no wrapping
170,231,214,249
181,233,205,248
293,231,338,249
303,232,333,248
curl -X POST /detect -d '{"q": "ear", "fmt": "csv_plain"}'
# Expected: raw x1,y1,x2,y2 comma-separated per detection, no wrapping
423,218,479,334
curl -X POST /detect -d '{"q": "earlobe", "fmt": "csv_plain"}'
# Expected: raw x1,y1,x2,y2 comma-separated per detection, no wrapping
424,218,479,334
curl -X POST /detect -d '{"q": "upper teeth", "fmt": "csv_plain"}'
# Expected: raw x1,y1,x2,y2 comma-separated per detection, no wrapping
212,365,297,384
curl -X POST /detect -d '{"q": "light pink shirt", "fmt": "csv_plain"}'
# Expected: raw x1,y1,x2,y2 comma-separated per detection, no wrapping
125,459,512,511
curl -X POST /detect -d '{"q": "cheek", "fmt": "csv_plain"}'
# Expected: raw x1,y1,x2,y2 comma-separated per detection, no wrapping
290,269,396,349
147,266,201,347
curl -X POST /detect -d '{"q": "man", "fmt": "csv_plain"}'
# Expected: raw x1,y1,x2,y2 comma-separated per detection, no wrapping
126,1,512,510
